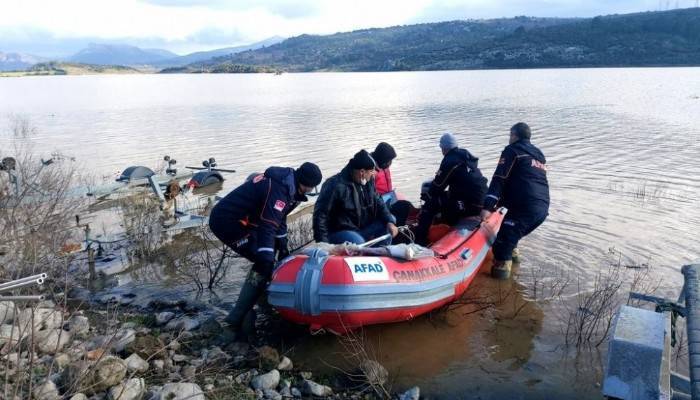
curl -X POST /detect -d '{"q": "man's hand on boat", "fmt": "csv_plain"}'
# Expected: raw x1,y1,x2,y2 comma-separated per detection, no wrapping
387,222,399,238
480,209,492,221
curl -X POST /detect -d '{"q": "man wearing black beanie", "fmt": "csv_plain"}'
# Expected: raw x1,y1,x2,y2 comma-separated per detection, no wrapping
209,162,322,342
313,150,398,245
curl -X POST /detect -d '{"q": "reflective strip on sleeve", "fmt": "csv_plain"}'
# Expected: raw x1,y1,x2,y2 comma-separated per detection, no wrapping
257,247,275,253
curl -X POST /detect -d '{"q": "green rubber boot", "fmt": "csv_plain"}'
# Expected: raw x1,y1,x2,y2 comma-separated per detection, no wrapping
511,248,521,264
490,259,513,280
220,270,268,344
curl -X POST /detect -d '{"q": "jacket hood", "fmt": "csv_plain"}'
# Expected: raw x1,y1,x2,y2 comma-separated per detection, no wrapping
264,166,296,197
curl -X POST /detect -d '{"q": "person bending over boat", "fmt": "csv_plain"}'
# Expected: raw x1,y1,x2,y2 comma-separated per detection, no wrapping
415,133,488,246
481,122,550,280
313,149,398,245
209,162,322,342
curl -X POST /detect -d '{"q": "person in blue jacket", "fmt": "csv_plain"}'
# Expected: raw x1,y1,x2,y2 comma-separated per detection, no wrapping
414,133,488,246
481,122,550,279
209,162,322,341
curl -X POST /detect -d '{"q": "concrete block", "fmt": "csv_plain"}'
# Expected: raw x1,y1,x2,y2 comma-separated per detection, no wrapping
603,305,670,400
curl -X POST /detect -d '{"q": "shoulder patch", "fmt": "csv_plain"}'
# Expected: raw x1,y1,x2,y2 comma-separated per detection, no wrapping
274,200,286,211
498,157,506,165
252,174,265,183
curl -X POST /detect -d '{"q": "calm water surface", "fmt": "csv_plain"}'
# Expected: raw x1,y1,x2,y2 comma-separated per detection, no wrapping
1,69,699,399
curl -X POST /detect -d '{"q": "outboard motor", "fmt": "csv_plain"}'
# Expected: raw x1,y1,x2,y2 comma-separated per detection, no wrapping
164,155,177,176
187,157,224,188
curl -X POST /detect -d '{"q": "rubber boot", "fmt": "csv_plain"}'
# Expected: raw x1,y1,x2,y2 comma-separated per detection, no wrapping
221,270,268,344
490,259,513,280
511,248,521,264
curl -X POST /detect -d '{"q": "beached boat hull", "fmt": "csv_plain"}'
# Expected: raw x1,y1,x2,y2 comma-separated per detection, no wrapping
268,208,505,334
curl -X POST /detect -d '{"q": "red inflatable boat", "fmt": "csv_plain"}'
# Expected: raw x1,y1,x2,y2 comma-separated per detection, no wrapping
267,208,506,334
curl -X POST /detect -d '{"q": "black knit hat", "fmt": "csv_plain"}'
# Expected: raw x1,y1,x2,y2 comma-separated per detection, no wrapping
371,142,396,168
349,150,376,170
295,162,322,187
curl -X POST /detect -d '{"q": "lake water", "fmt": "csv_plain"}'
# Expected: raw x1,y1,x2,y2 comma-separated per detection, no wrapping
1,68,699,399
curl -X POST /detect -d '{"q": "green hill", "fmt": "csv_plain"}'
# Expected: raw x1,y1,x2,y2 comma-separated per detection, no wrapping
188,8,700,72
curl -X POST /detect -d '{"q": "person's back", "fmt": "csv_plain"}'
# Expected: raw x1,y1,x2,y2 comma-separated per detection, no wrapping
491,140,549,215
482,122,550,280
415,133,487,245
435,147,488,214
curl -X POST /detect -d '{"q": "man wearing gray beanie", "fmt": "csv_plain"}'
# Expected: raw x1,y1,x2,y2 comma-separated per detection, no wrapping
415,133,488,246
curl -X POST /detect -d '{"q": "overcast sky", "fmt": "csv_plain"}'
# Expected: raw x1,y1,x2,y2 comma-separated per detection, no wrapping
0,0,695,56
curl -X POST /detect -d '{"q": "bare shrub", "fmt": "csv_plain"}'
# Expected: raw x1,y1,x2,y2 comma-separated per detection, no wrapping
561,248,659,348
116,189,162,260
164,226,237,291
321,324,392,398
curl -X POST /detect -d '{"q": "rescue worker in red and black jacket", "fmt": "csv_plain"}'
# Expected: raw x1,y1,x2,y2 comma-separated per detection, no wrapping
209,162,322,342
481,122,549,280
415,133,488,246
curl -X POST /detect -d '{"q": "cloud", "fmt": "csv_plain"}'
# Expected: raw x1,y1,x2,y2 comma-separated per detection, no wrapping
139,0,321,19
0,0,681,57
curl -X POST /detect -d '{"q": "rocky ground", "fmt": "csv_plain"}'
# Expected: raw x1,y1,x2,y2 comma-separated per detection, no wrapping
0,297,421,400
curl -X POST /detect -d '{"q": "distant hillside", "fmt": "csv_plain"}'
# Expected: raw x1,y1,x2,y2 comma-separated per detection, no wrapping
0,51,46,71
1,62,141,77
154,36,285,67
195,9,700,72
69,43,177,66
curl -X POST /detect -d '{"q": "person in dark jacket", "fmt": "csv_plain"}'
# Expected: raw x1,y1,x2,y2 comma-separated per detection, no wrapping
481,122,550,280
313,150,398,245
209,162,322,340
415,133,488,246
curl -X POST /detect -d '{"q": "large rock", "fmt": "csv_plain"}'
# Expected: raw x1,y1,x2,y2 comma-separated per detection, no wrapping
125,353,149,373
263,389,282,400
69,394,88,400
302,380,333,397
399,386,420,400
109,378,145,400
125,335,164,359
159,383,205,400
250,369,280,391
359,359,388,386
164,317,200,332
277,356,293,371
110,329,136,353
155,312,175,326
0,324,26,347
66,315,90,336
36,329,72,354
0,301,15,324
86,356,127,393
256,346,280,371
17,308,63,332
203,346,230,366
33,380,60,400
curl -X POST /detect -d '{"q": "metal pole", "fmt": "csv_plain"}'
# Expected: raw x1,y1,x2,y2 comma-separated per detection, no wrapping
0,278,44,293
0,295,45,301
0,273,47,291
681,260,700,400
358,233,392,248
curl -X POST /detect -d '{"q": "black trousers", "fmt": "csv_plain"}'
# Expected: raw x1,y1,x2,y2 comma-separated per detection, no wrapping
415,192,481,244
492,210,547,261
